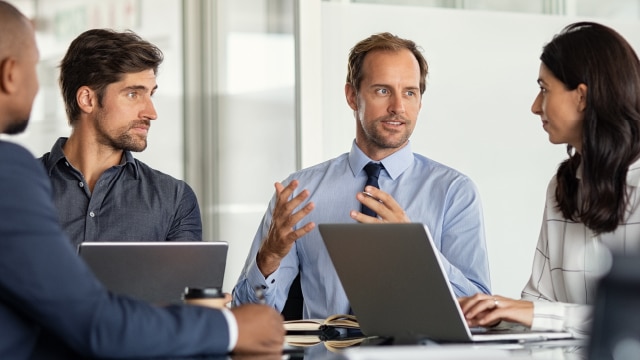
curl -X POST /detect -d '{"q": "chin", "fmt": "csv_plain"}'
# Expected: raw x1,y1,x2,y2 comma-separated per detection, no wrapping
4,119,30,135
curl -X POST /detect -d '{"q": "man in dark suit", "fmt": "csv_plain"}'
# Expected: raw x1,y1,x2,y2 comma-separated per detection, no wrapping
0,1,284,358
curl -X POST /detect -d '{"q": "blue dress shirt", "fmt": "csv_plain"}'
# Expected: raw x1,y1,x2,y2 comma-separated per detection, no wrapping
233,141,491,319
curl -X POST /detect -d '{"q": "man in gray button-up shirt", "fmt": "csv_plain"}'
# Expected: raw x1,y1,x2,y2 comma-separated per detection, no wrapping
39,29,201,247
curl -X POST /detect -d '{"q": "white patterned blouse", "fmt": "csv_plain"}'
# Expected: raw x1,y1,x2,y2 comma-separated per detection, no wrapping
522,158,640,336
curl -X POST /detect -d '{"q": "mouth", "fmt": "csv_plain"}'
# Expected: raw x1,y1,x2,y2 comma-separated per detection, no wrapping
381,117,406,127
383,121,403,126
131,120,151,134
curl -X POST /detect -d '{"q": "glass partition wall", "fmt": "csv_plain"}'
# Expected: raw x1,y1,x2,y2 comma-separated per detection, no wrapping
183,0,296,290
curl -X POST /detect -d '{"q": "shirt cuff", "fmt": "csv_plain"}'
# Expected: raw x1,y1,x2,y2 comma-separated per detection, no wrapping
531,301,565,332
247,259,277,298
220,307,238,352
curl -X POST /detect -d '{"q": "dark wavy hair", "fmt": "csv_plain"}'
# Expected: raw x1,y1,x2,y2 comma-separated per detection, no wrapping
542,22,640,234
346,32,428,95
59,29,163,125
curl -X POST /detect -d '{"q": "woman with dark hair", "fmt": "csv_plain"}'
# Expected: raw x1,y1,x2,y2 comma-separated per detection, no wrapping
459,21,640,336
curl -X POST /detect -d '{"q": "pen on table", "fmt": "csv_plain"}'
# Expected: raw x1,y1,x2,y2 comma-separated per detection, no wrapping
254,286,266,304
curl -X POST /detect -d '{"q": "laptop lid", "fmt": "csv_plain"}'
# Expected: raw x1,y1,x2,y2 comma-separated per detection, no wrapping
319,223,573,343
78,241,228,305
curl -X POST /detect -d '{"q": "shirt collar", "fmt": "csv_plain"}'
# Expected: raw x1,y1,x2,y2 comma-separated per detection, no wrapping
42,137,140,178
348,140,413,180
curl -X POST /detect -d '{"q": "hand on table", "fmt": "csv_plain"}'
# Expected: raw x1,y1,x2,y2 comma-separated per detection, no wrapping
231,304,285,354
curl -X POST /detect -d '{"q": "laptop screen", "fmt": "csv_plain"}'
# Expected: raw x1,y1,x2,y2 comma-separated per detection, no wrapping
78,242,228,305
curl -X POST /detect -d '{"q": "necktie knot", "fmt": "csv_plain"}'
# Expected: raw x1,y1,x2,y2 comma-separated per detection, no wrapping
364,162,383,185
361,162,383,217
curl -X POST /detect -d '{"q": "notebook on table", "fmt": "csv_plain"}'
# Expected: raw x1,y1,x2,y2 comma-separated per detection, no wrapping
319,223,575,344
78,241,228,305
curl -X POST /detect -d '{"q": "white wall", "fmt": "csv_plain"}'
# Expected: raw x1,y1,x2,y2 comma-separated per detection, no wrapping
318,3,640,297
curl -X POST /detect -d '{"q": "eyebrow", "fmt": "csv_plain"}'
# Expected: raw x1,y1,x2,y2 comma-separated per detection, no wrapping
121,84,158,93
369,83,420,92
537,78,546,86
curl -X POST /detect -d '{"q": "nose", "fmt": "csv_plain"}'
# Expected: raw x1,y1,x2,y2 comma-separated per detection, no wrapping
388,93,406,115
142,96,158,120
531,92,542,115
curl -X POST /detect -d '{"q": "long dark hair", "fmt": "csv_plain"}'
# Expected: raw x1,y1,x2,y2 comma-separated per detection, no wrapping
542,22,640,234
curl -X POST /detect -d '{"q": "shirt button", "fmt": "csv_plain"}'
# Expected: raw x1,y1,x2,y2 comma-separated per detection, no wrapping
79,182,84,188
89,212,95,218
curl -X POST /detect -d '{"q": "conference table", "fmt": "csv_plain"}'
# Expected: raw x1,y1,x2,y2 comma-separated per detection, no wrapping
52,336,585,359
280,335,588,360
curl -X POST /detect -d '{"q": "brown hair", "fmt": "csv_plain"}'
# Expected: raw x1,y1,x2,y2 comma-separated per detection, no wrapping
346,32,428,95
59,29,163,125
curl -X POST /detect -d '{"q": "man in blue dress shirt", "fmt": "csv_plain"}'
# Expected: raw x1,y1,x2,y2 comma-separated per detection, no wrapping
233,32,491,319
0,2,283,358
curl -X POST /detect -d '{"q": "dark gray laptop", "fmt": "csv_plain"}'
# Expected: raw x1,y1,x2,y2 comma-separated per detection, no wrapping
78,242,228,305
319,223,575,343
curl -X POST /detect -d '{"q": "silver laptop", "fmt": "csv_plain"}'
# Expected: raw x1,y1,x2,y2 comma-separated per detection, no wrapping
319,223,574,343
78,242,228,305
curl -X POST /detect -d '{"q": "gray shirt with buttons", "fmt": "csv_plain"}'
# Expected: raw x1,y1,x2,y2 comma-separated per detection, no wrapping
39,137,202,248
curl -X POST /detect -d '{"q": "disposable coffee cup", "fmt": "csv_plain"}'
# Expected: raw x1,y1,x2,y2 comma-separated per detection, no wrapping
182,287,227,308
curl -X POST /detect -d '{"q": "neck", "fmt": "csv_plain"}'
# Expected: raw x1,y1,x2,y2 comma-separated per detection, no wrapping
63,130,124,192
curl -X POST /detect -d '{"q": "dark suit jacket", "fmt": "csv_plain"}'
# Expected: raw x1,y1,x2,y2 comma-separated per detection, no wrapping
0,141,230,359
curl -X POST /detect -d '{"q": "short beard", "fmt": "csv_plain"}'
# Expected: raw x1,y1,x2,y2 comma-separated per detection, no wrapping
109,129,149,152
94,109,149,152
3,118,29,135
362,115,412,149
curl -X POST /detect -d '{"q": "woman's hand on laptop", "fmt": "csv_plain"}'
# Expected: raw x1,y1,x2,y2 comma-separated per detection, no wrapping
458,294,534,328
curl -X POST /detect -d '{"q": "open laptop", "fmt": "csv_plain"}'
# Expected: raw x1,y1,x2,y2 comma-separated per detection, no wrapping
78,241,228,305
319,223,575,343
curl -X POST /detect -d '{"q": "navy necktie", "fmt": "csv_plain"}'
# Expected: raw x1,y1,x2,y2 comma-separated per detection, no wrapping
361,162,383,217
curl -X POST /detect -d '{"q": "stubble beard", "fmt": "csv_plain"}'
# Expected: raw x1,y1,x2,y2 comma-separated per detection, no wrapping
4,117,29,135
95,112,149,152
362,115,412,150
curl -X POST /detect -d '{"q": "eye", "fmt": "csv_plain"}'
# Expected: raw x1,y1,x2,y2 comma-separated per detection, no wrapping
376,88,388,95
406,90,416,97
539,87,547,94
127,91,137,99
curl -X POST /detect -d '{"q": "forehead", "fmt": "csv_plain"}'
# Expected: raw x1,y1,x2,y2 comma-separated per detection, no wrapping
361,49,420,83
538,63,558,82
111,69,157,89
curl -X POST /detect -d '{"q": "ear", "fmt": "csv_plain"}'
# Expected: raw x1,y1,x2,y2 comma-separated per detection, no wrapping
76,86,96,114
345,83,358,111
0,57,18,94
576,83,588,112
